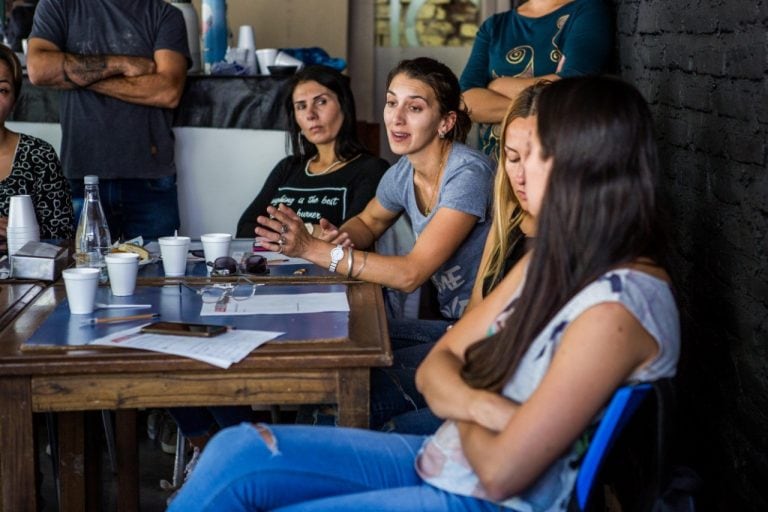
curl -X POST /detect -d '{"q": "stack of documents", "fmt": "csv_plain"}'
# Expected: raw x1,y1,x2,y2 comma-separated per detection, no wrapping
89,326,284,368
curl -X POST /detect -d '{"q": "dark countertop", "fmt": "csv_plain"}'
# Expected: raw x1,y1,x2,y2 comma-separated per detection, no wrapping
11,74,293,130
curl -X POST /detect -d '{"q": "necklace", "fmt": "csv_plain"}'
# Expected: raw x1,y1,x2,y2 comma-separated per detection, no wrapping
304,154,342,176
423,145,450,216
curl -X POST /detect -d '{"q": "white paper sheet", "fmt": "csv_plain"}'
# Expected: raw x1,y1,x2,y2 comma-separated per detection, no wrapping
88,324,284,368
200,292,349,316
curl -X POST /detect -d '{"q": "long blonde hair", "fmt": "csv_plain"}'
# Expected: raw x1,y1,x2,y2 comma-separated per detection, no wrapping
471,82,549,299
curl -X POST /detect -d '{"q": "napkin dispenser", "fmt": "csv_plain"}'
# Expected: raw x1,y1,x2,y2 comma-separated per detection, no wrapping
11,241,69,281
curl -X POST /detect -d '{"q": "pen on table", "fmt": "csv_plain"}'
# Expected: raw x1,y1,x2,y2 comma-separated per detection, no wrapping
85,313,160,325
267,258,290,265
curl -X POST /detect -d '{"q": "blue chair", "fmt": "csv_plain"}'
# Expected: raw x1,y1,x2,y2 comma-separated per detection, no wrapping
571,382,654,511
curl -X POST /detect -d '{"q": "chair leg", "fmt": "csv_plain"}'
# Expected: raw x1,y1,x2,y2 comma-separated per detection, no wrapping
45,412,61,508
101,410,117,474
172,432,187,488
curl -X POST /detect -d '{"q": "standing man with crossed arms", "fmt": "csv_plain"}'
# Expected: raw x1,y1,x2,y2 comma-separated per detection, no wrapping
27,0,189,240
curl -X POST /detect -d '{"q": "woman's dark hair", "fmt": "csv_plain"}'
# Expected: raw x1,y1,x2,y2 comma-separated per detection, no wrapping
462,76,669,391
385,57,472,143
0,44,23,101
283,65,367,161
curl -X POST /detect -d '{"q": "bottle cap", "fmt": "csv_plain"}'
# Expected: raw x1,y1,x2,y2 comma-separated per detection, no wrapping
84,175,99,185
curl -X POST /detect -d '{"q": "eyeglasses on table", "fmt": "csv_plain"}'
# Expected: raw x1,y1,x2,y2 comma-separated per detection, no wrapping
179,276,262,304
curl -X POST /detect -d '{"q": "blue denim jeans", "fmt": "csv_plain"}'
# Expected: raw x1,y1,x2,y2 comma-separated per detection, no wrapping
167,423,504,512
70,175,180,240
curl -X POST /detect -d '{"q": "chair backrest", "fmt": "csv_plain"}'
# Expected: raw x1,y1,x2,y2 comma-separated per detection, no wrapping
573,382,653,511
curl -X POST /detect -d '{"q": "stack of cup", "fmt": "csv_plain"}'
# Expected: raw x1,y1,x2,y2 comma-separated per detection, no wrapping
238,25,257,75
7,195,40,256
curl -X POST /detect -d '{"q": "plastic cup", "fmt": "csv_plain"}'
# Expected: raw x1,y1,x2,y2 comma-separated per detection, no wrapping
8,195,38,228
238,25,256,50
200,233,232,266
274,51,304,70
62,268,101,314
105,253,140,296
255,48,278,75
158,236,191,277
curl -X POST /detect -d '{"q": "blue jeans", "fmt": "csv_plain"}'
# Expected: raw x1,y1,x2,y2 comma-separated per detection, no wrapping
70,175,180,240
167,423,504,512
368,318,450,434
371,342,442,434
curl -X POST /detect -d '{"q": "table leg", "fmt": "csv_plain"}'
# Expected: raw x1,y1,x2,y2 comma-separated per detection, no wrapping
0,377,36,512
336,368,370,428
115,409,138,512
59,411,103,511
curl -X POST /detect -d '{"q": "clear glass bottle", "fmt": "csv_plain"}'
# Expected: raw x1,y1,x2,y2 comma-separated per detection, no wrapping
75,175,111,282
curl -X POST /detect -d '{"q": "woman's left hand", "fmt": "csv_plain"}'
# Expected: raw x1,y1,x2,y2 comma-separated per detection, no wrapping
255,204,314,258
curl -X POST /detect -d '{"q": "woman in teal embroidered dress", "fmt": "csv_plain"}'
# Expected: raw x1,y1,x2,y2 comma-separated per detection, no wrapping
461,0,613,156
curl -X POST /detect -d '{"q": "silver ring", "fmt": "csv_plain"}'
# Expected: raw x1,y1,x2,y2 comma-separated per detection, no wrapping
277,244,284,254
278,236,286,245
281,224,288,234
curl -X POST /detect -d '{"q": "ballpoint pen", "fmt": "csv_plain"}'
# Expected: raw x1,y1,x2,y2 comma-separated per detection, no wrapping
84,313,160,325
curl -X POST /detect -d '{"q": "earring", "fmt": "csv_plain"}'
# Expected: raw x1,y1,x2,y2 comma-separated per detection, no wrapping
438,130,446,139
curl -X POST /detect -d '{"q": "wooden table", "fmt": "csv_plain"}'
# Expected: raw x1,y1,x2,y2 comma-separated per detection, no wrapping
0,280,391,511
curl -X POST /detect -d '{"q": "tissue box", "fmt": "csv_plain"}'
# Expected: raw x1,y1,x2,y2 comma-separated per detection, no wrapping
11,241,69,281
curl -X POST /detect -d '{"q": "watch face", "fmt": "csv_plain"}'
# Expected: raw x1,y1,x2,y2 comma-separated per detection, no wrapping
331,246,344,260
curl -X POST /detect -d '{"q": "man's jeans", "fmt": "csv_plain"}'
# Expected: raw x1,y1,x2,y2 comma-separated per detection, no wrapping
70,175,180,241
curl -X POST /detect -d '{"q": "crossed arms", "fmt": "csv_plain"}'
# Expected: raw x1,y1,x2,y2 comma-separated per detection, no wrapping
26,38,187,109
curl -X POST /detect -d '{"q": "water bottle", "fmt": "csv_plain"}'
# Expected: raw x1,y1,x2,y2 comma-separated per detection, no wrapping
75,175,111,282
201,0,227,73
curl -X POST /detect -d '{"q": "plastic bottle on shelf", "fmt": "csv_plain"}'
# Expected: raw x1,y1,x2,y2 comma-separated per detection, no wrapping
75,175,111,283
171,0,202,73
201,0,228,73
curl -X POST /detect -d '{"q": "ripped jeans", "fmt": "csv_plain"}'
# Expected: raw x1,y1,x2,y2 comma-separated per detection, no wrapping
166,423,504,512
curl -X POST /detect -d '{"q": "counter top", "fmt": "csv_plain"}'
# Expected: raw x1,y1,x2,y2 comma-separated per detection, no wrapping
11,74,293,130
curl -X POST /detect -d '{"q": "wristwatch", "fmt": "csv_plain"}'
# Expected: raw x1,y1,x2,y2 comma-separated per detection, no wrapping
328,244,344,272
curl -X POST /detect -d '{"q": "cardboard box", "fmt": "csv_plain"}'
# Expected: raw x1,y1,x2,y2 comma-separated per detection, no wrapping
11,241,70,281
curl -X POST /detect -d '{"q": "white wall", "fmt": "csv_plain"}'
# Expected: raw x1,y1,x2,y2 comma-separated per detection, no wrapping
6,121,289,238
173,127,288,237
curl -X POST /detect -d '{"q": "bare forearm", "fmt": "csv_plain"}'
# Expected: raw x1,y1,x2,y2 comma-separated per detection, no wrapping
463,88,516,124
337,215,382,250
417,349,482,420
305,241,431,293
87,73,185,108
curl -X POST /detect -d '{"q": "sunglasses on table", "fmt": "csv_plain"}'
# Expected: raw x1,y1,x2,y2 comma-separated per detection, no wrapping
207,255,269,276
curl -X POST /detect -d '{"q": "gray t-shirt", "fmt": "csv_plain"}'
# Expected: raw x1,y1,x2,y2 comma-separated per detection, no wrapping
30,0,190,180
376,143,494,319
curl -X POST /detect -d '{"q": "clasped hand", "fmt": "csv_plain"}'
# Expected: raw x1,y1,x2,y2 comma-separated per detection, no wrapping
255,204,353,257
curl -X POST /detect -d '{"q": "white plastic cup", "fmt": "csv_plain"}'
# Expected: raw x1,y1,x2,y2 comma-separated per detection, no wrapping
158,236,191,277
274,51,304,70
255,48,278,75
8,195,38,228
105,253,140,296
200,233,232,265
238,25,256,50
62,268,101,314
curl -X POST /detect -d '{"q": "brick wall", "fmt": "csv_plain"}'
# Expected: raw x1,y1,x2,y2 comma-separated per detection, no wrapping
611,0,767,508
